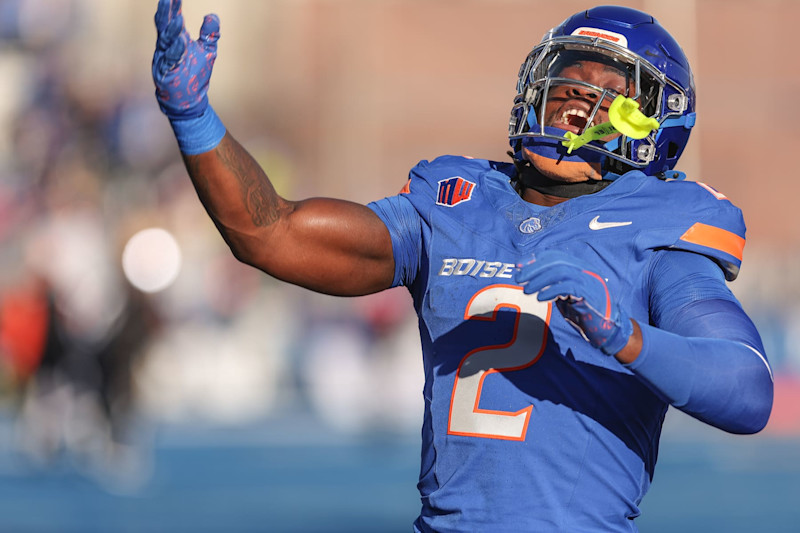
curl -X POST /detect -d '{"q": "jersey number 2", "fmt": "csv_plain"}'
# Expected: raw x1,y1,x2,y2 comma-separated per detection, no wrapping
447,284,550,441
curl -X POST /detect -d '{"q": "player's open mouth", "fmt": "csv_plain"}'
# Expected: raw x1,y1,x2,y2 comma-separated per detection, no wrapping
559,108,591,133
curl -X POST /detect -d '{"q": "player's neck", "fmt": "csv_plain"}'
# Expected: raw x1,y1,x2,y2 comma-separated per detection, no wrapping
516,165,611,206
520,187,569,206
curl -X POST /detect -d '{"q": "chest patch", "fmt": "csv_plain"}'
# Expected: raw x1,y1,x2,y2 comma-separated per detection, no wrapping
437,177,475,207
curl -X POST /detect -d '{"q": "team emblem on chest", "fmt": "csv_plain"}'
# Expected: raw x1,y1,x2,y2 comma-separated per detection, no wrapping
437,177,475,207
519,217,542,234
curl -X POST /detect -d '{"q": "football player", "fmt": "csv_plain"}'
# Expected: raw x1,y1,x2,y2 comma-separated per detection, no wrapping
152,2,773,531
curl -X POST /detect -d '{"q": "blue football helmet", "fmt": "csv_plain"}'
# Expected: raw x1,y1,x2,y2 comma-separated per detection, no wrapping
508,5,696,179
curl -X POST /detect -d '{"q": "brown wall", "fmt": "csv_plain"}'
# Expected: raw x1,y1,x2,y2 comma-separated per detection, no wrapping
138,1,792,249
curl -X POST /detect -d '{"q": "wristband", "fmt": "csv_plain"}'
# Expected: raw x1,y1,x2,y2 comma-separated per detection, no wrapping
169,106,226,155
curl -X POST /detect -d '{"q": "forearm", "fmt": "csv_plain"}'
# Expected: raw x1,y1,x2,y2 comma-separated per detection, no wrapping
182,130,292,264
623,322,772,434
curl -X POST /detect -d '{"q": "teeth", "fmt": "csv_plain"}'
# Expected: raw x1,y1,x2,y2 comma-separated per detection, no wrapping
560,108,593,128
561,109,587,122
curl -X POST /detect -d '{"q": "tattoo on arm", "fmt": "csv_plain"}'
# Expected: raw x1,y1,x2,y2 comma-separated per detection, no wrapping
189,137,287,228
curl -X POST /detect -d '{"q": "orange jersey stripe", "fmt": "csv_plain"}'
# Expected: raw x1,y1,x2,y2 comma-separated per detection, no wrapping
679,222,745,261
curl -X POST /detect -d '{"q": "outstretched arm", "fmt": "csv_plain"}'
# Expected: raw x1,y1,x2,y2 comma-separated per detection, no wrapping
152,0,394,296
183,134,395,295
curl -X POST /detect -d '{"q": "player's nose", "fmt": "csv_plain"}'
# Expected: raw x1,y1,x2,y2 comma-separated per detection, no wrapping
566,84,600,100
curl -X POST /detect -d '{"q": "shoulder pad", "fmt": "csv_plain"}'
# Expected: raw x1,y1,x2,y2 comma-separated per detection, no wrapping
662,181,746,281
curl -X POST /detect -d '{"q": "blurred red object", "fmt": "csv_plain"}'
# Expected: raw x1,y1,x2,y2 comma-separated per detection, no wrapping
0,280,50,381
764,375,800,436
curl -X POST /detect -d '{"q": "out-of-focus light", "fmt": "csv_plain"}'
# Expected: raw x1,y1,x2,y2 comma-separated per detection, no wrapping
122,228,182,293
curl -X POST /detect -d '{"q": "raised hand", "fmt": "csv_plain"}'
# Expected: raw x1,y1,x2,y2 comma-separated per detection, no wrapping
515,250,634,356
152,0,220,120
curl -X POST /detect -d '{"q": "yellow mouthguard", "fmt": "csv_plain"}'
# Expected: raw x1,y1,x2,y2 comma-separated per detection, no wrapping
561,95,660,154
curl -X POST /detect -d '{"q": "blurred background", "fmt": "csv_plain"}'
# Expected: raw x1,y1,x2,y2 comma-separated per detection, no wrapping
0,0,797,531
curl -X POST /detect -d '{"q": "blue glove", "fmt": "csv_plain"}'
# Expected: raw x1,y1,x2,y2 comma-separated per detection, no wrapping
153,0,226,154
515,250,634,356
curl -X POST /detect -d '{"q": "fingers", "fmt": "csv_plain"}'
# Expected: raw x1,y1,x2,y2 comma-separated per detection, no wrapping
155,2,217,72
198,14,221,54
515,251,602,303
155,0,184,54
516,251,578,281
154,0,170,32
154,2,187,77
155,0,182,33
163,11,184,44
537,279,582,302
163,29,186,69
519,269,582,299
516,258,582,291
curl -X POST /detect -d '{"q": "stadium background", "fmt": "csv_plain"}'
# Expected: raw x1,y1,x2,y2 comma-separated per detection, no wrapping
0,0,797,531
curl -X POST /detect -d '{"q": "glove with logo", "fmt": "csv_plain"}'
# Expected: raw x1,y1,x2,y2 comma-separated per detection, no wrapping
515,250,633,356
153,0,226,154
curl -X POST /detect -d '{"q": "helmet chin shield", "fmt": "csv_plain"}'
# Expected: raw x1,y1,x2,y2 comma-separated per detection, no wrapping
509,6,696,178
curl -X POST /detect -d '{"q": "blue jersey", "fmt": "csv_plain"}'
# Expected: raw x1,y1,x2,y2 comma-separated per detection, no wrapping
368,155,746,533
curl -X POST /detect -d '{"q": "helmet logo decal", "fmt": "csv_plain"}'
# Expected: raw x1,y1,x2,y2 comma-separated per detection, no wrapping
436,177,475,207
571,27,628,48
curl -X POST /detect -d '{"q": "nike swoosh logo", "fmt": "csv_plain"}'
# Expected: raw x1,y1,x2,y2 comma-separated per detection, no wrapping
589,216,632,230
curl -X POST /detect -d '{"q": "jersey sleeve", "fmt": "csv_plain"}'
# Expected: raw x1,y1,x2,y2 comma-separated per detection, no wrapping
366,156,490,288
367,193,422,288
366,159,443,288
624,248,773,434
647,248,764,351
662,181,747,281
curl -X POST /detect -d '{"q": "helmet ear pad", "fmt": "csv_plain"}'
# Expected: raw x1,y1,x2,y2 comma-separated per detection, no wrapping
523,147,603,182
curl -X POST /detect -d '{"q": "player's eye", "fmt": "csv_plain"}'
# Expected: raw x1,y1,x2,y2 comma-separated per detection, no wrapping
606,85,627,97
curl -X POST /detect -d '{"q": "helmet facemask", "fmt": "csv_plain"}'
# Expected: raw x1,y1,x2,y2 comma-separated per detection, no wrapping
509,37,687,178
